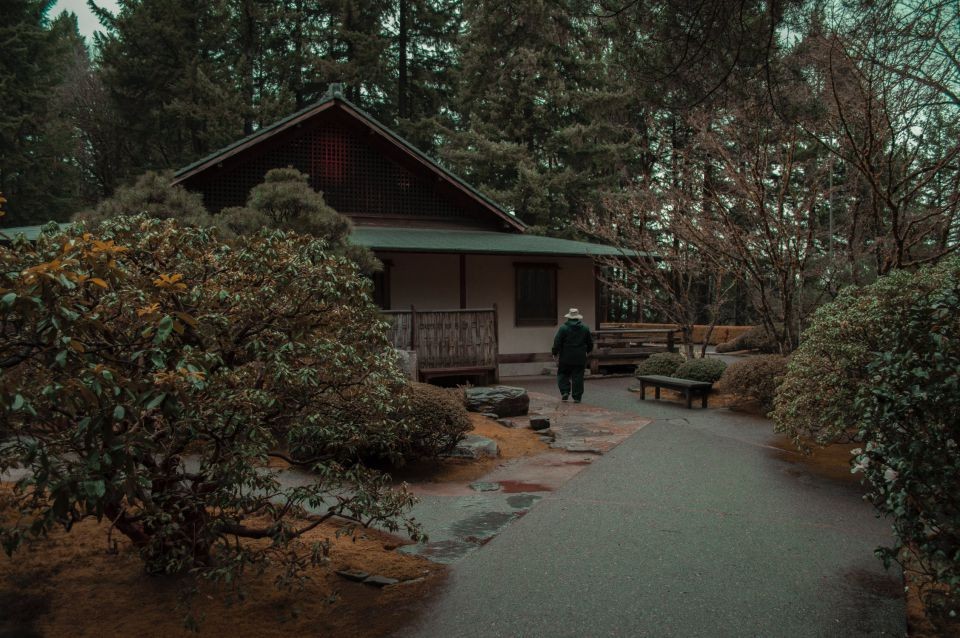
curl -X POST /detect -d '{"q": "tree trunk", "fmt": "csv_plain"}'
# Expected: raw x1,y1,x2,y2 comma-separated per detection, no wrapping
398,0,409,119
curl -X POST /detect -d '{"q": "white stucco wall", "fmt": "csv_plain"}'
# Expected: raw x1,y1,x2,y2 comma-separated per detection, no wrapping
377,252,596,376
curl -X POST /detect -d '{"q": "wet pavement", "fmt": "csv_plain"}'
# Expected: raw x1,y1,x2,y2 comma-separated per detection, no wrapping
396,375,906,637
398,392,652,563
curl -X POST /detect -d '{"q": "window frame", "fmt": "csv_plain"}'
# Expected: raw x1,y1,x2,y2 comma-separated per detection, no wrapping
514,262,559,327
371,259,392,309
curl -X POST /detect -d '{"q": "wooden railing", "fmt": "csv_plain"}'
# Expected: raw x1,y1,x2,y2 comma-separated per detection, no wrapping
589,326,681,373
383,306,499,380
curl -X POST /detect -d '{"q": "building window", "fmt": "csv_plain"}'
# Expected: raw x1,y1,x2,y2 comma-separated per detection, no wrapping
515,263,557,326
371,261,391,309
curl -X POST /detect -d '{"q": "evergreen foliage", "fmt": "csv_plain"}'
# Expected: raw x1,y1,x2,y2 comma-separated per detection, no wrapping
673,358,726,383
853,277,959,621
773,258,960,449
634,352,684,377
73,170,208,224
776,257,960,621
716,355,789,413
216,167,377,272
0,2,85,224
0,216,419,588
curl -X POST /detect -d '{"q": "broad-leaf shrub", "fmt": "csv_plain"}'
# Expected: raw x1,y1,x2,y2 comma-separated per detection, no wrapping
772,258,960,448
716,355,788,413
715,325,778,353
388,382,471,461
853,277,960,620
673,358,726,383
634,352,684,377
0,216,419,587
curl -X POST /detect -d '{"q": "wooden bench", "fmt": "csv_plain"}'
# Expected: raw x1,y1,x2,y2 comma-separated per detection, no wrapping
636,375,713,409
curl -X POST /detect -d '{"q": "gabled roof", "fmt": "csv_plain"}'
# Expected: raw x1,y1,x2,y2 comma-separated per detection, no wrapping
172,85,526,232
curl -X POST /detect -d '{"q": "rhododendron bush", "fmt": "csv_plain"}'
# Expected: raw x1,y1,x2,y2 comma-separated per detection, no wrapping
0,216,420,588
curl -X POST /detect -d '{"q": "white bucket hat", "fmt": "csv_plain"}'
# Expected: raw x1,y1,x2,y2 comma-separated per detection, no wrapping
563,308,583,319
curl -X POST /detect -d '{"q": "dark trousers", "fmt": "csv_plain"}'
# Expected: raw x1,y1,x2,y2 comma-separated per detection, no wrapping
557,364,585,400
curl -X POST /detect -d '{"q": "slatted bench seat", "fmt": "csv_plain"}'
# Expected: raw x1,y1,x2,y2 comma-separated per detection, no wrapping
636,375,713,409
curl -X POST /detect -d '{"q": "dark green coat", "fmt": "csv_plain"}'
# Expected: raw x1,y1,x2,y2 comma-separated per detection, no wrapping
552,319,594,366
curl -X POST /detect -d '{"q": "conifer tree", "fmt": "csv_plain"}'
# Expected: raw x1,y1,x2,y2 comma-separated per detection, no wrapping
92,0,244,175
0,2,85,224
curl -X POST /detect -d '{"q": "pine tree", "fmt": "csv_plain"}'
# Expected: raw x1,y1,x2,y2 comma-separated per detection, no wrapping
93,0,244,175
0,2,85,224
440,1,638,233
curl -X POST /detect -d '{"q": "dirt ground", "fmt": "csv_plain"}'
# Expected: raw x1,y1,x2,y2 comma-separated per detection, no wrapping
389,413,550,485
0,491,446,638
0,415,548,638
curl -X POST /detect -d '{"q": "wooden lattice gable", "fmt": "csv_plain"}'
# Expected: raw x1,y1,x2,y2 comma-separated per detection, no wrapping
173,88,525,232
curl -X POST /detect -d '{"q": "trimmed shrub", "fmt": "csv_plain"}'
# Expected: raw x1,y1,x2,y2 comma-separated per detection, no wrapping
714,339,739,353
773,257,960,622
635,352,684,377
715,325,778,353
716,355,789,412
390,382,471,460
773,257,960,448
674,358,727,383
853,272,960,621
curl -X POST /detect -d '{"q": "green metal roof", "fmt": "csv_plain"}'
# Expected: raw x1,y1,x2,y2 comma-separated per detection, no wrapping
350,227,642,257
1,223,642,258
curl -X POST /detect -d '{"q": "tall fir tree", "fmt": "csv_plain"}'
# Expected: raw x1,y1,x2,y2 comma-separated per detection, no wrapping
439,0,642,233
0,2,85,224
92,0,244,175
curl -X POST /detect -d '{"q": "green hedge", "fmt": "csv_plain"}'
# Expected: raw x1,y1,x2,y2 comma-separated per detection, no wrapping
634,352,684,377
673,358,727,383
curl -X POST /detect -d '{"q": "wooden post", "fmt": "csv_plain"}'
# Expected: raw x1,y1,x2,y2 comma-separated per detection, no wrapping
492,303,500,383
409,304,417,350
459,254,467,309
667,329,675,353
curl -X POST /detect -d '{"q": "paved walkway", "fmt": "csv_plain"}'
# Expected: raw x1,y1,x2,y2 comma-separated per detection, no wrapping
398,393,652,563
397,376,905,637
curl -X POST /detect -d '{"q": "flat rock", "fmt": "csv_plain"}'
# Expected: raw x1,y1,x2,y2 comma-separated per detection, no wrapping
470,481,502,492
555,442,603,454
530,417,551,430
363,575,400,587
465,386,530,417
481,412,499,419
496,418,517,428
441,434,500,460
336,569,370,582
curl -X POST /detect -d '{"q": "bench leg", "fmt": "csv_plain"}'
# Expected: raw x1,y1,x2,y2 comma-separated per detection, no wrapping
639,381,646,400
685,389,692,409
702,392,708,409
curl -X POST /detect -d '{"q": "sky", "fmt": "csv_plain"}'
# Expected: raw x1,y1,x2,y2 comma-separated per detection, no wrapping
52,0,120,40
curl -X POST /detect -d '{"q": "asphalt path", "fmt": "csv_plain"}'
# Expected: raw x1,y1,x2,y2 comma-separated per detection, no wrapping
398,376,905,637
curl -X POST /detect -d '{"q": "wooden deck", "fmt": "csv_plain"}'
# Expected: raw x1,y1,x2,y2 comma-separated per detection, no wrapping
383,306,499,383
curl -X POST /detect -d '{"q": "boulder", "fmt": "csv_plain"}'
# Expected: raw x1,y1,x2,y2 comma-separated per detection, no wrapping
441,434,500,460
363,575,400,587
529,417,551,431
465,386,530,417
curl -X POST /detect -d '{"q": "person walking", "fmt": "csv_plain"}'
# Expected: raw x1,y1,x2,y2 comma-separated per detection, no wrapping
552,308,594,403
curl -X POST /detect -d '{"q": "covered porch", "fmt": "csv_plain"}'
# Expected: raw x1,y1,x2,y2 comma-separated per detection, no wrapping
351,226,642,380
